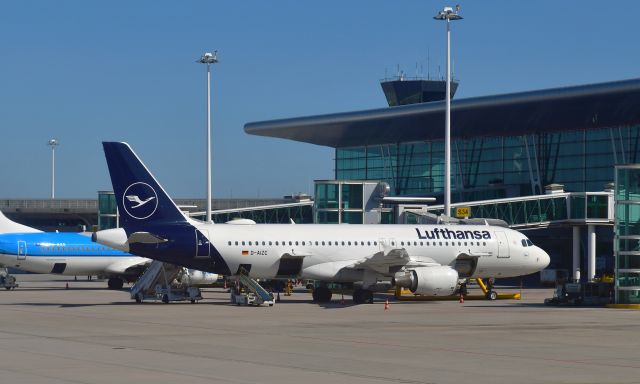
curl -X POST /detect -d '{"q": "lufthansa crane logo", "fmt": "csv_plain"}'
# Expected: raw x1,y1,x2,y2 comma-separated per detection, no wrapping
122,182,158,220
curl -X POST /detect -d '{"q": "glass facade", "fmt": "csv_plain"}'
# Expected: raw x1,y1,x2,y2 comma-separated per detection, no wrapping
336,126,640,200
614,165,640,304
98,191,118,230
314,180,393,224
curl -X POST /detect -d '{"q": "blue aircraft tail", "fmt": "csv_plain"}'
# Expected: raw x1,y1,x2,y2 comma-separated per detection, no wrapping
102,142,188,228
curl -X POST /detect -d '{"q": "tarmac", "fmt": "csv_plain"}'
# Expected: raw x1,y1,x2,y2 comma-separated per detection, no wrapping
0,274,639,384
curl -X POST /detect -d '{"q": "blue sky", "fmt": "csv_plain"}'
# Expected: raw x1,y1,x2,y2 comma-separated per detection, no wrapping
1,1,638,199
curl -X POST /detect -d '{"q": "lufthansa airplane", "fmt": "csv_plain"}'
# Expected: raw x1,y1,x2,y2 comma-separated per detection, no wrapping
94,142,550,304
0,211,149,289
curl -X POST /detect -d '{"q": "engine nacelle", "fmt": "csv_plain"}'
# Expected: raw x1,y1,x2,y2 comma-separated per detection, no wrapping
178,269,219,285
393,266,459,296
91,228,129,252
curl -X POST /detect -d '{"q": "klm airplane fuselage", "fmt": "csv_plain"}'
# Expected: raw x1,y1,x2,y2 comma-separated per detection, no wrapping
0,232,146,276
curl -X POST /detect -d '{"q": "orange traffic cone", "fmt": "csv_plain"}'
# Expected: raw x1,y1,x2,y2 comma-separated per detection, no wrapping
384,299,389,310
459,293,464,304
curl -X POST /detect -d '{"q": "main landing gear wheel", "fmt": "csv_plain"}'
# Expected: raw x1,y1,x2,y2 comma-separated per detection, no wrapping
107,278,124,290
162,294,169,304
487,290,498,301
312,286,332,303
135,293,143,303
353,289,374,304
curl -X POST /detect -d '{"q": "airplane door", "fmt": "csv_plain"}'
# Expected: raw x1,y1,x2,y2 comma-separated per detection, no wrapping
195,229,210,258
495,231,510,258
17,241,27,260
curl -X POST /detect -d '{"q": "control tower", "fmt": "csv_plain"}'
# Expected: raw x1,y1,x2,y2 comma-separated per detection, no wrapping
381,72,458,106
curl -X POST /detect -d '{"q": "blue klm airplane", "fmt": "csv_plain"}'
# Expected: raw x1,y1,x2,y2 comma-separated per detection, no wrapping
0,211,149,289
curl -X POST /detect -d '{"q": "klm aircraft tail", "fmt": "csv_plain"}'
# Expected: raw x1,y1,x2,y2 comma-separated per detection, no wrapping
102,142,188,229
0,211,42,233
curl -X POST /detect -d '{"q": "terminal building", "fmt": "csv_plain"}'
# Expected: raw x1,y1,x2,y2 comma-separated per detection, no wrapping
245,76,640,303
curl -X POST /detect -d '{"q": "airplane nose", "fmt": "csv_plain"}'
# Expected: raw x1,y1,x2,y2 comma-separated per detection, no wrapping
538,248,550,269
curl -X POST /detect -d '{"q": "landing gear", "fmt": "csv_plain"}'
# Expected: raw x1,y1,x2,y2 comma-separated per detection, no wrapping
312,286,332,303
486,290,498,300
352,288,374,304
107,278,124,290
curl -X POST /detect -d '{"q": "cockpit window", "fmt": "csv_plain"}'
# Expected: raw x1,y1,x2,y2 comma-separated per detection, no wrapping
521,239,527,247
526,239,533,246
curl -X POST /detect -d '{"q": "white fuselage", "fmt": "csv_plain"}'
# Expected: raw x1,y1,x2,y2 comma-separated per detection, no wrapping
193,222,549,281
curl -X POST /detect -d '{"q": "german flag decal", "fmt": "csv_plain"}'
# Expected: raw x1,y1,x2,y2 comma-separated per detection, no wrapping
241,250,249,256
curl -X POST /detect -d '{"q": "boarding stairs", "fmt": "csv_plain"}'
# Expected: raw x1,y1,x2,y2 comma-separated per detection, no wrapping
130,260,202,303
230,273,275,306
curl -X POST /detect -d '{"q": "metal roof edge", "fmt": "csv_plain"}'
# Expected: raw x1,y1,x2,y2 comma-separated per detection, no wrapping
244,78,640,134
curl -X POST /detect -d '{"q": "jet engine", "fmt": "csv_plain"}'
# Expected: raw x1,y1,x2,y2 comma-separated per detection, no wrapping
393,266,459,296
91,228,129,252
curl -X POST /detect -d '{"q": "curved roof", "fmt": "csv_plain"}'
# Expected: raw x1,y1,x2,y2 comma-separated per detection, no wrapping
244,78,640,148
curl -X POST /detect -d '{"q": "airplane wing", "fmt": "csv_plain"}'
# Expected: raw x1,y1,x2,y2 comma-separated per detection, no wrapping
104,258,152,276
348,248,440,274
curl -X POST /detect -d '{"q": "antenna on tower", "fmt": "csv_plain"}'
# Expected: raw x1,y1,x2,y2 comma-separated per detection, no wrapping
427,48,431,80
452,59,455,80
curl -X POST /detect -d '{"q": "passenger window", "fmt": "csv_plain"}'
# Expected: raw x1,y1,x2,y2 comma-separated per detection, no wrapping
289,241,292,246
249,241,252,246
321,241,325,246
367,241,371,246
295,241,299,246
269,241,272,246
439,242,443,246
401,241,404,246
301,241,305,246
342,241,345,246
483,242,486,246
391,242,395,246
228,241,231,246
374,241,377,246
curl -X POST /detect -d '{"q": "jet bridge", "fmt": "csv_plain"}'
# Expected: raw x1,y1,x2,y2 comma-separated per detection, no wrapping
406,190,614,283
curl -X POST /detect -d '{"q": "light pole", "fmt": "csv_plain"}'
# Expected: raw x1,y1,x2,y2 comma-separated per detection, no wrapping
197,51,218,223
434,5,462,219
47,139,59,199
